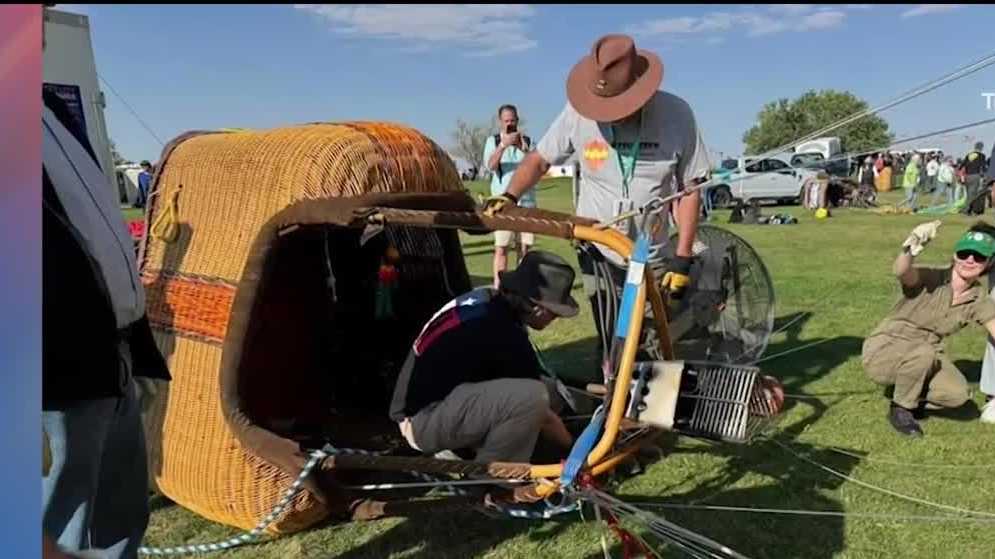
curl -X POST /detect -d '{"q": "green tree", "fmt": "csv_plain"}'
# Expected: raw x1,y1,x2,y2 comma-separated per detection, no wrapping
742,89,893,155
450,118,492,177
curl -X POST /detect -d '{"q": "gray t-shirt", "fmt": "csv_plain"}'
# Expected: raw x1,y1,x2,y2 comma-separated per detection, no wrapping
536,91,711,266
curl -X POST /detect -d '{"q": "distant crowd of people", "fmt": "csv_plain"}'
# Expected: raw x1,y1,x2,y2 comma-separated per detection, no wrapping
865,142,992,214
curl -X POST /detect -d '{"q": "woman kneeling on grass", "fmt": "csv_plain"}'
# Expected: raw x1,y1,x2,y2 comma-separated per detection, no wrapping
862,220,995,437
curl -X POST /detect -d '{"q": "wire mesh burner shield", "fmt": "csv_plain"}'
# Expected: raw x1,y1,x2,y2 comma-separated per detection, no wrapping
627,360,777,443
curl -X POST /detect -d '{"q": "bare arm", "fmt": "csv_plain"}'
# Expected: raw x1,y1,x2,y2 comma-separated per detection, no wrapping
674,184,702,258
894,249,919,287
487,142,508,172
504,151,550,201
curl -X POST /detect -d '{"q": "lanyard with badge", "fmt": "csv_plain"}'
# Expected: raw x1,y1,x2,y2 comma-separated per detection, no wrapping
609,110,643,235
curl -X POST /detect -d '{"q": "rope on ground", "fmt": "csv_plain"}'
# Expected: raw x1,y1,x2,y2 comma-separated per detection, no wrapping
343,478,530,491
138,448,329,556
823,446,995,470
628,502,995,524
767,437,995,519
752,338,835,365
578,487,751,559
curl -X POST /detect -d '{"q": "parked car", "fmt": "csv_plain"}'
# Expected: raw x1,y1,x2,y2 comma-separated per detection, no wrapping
709,157,817,208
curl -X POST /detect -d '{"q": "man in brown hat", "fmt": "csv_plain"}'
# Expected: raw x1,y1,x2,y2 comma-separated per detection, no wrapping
483,34,712,362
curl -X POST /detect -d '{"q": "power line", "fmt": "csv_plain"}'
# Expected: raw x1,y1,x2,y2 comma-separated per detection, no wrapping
747,48,995,165
716,116,995,188
98,72,165,148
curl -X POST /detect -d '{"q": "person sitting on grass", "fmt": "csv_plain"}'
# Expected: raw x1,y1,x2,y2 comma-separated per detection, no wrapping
862,220,995,436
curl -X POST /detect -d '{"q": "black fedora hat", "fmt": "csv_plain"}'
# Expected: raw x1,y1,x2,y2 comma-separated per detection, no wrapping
498,251,579,318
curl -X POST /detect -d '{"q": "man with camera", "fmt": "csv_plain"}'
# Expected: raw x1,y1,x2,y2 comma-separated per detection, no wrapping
483,104,537,287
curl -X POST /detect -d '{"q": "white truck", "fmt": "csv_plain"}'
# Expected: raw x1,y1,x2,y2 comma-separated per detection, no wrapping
709,156,816,208
42,8,119,202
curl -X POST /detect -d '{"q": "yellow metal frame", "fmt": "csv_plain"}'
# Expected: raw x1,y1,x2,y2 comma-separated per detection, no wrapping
528,224,673,492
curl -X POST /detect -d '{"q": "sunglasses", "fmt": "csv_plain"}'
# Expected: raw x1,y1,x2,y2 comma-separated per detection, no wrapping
956,250,988,263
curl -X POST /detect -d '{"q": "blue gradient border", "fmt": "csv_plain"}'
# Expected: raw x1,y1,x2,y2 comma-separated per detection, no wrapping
0,4,42,555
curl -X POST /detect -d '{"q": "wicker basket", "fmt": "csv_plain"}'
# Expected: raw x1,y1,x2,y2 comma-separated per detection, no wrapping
139,122,469,534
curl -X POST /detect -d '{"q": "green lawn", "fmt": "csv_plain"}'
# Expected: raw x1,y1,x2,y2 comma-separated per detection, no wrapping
122,207,145,222
143,179,995,558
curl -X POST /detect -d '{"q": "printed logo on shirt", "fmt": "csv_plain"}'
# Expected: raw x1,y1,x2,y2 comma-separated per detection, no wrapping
612,141,660,155
412,288,492,355
583,139,611,171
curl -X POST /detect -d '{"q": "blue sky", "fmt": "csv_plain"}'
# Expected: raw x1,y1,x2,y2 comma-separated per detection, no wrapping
56,4,995,165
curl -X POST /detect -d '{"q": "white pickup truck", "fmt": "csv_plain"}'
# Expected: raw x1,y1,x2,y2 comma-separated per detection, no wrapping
709,157,817,208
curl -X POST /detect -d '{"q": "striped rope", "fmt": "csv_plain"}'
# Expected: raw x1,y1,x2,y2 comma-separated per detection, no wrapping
140,440,585,556
138,449,329,555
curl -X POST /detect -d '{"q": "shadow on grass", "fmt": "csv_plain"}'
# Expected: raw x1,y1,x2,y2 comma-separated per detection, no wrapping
327,513,572,559
954,359,982,384
611,436,862,559
148,493,176,515
925,400,981,421
582,311,867,559
327,310,866,558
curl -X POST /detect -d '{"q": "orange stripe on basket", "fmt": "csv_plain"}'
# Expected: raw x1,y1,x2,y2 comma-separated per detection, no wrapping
142,271,237,344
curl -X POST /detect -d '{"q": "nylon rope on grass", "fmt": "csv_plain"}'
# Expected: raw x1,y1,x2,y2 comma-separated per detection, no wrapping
776,397,995,470
767,437,995,519
627,502,995,524
823,446,995,470
138,448,330,556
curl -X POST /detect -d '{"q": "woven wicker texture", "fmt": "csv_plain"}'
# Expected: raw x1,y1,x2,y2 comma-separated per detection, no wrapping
140,123,463,533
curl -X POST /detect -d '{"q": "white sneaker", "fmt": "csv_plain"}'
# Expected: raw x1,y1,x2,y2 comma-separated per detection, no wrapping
981,399,995,424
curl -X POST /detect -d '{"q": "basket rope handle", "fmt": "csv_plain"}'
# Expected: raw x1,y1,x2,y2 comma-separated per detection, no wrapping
151,186,181,243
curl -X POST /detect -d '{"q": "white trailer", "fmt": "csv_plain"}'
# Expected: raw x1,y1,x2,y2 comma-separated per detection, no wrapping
43,8,118,201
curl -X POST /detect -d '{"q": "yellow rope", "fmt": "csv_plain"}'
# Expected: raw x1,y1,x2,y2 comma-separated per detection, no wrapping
151,188,181,243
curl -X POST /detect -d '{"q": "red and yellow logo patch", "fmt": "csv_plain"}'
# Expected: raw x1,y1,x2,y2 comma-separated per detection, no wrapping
583,139,610,171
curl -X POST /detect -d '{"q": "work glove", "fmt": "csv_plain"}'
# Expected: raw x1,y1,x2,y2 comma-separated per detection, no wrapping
902,220,941,256
661,255,693,300
482,192,518,218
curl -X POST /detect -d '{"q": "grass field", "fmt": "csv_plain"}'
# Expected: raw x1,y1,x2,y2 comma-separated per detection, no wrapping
122,207,144,222
143,178,995,558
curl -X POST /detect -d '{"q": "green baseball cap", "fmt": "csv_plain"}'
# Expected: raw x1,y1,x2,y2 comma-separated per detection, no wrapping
954,230,995,257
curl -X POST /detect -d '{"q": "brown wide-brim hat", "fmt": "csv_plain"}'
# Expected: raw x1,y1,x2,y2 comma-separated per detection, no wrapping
567,34,663,123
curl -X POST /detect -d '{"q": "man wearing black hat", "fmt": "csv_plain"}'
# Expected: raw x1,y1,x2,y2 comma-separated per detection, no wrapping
481,34,712,364
389,250,577,470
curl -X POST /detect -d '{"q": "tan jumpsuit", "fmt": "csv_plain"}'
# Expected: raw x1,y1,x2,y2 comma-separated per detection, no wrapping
862,266,995,410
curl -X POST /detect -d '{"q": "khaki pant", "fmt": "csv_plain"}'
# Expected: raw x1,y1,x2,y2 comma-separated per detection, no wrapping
405,377,564,464
862,335,969,410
